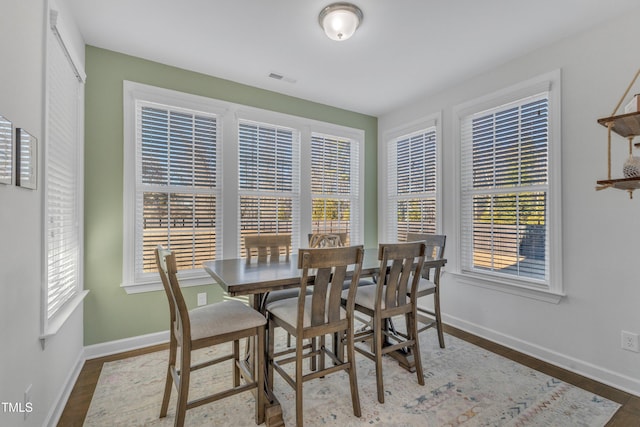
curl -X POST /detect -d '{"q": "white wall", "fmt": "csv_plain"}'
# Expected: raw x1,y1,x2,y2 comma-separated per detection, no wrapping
0,1,86,425
379,9,640,395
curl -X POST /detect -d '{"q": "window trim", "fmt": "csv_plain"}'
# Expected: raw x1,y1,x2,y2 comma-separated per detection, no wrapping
122,82,365,293
122,82,228,294
379,113,443,242
452,69,564,302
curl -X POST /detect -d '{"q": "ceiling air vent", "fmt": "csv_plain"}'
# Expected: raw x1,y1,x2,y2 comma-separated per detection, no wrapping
268,72,296,84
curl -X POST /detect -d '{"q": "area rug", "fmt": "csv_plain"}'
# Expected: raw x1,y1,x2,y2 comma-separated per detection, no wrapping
84,330,620,426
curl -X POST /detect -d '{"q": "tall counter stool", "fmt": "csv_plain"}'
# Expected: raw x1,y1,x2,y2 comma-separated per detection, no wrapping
155,246,267,427
345,241,426,404
406,233,447,348
266,245,365,426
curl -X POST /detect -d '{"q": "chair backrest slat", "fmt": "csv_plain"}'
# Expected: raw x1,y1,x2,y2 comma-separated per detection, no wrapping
327,265,347,323
311,267,331,326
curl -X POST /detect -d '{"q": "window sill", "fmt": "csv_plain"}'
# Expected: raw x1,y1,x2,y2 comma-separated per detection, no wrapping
40,290,89,341
451,272,564,304
121,274,214,294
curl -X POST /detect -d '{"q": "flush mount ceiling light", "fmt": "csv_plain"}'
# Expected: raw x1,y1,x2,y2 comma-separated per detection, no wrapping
318,2,363,41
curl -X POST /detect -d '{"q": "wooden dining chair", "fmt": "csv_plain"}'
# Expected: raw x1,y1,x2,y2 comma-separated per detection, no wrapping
346,241,426,404
155,246,267,427
308,232,347,248
406,233,447,348
266,245,365,426
245,233,298,346
245,233,291,263
307,232,346,358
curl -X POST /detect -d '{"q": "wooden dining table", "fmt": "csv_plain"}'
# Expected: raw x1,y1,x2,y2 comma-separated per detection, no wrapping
202,247,446,426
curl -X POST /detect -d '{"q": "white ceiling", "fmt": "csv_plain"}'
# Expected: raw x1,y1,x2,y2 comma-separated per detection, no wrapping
62,0,640,116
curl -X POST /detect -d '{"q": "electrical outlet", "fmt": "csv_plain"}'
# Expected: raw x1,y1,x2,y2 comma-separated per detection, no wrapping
621,331,640,353
197,292,207,306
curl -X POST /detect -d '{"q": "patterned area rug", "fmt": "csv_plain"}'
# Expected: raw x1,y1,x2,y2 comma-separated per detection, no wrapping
84,331,620,426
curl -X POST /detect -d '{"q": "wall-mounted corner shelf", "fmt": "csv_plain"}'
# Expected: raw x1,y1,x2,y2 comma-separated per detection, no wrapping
596,176,640,191
597,112,640,140
596,69,640,198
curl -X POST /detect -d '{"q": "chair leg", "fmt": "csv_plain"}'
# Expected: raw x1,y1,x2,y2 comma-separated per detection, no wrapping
373,315,385,404
318,335,325,373
244,336,251,364
310,337,317,371
334,331,344,363
255,326,266,425
410,311,425,386
233,339,240,387
346,327,361,417
175,345,191,427
434,291,445,348
295,338,304,427
160,336,177,418
267,319,275,393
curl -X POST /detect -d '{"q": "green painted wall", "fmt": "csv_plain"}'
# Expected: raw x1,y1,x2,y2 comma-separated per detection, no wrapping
83,46,378,346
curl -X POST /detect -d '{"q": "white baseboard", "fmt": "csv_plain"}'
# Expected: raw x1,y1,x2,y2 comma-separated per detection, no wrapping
444,314,640,397
83,330,170,360
45,348,85,427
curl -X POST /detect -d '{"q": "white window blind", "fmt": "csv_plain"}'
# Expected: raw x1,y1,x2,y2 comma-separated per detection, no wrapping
238,120,299,256
310,133,360,245
460,94,549,283
135,102,220,281
45,13,84,321
0,118,12,184
386,128,437,242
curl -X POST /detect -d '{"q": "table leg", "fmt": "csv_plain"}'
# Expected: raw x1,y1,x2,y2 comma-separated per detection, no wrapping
248,293,285,427
381,317,417,372
384,344,416,372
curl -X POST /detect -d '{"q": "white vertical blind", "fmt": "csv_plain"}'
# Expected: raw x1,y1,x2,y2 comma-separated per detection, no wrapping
0,117,13,184
310,133,360,245
238,120,299,256
135,102,220,279
46,19,82,319
460,94,549,282
386,128,437,242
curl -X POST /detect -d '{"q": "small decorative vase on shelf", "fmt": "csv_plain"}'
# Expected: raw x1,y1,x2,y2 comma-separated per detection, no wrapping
622,155,640,178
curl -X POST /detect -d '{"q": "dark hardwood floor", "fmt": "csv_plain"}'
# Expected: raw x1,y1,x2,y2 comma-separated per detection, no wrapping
57,325,640,426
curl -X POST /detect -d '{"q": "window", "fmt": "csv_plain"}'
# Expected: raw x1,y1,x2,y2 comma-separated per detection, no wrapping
238,120,299,256
122,81,364,293
137,103,220,278
123,83,365,293
123,83,225,292
383,116,441,243
456,70,562,297
44,8,87,335
310,133,360,245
